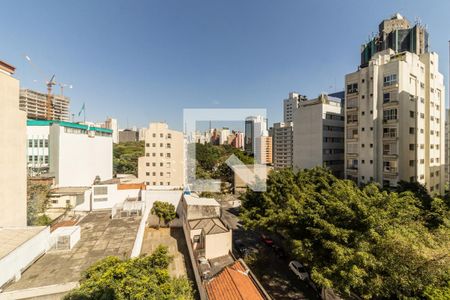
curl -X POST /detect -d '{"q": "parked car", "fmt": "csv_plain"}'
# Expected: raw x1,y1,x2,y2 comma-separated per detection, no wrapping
260,234,274,246
289,260,309,280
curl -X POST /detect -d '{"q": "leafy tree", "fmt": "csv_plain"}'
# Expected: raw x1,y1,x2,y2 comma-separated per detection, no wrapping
113,141,145,176
240,167,450,299
64,245,194,300
151,201,176,227
27,180,50,226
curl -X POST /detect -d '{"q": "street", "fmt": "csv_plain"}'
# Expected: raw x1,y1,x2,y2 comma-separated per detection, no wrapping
220,199,319,300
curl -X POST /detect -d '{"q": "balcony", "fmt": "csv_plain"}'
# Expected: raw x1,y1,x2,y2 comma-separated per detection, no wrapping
382,99,399,107
346,167,358,175
383,166,398,178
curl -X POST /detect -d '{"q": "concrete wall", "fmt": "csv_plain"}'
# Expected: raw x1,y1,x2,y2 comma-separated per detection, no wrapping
91,184,141,210
204,231,232,260
50,124,113,187
0,227,50,287
0,67,27,227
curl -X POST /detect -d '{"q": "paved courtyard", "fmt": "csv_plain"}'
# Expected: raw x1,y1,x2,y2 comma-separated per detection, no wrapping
5,211,141,291
141,227,193,279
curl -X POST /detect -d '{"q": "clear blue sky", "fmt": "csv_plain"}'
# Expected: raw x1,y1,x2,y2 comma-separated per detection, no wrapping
1,0,449,130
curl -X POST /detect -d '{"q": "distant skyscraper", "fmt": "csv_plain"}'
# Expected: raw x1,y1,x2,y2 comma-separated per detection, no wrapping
20,89,70,121
345,14,445,194
245,115,267,155
283,92,307,123
272,122,294,169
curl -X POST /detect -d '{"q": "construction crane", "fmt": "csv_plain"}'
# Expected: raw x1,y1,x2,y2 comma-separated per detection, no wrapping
24,55,72,120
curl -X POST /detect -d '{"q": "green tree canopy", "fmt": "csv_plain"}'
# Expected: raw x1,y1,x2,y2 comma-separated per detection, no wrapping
113,141,144,176
151,201,176,225
240,167,450,299
64,245,194,300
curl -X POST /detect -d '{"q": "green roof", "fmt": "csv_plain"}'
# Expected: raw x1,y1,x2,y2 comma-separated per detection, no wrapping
27,119,113,134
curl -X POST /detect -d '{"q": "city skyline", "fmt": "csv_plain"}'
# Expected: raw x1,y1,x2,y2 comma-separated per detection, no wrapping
1,1,449,131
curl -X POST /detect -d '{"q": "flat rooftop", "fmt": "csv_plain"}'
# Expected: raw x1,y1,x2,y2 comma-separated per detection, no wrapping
0,227,47,260
184,194,220,207
4,211,140,291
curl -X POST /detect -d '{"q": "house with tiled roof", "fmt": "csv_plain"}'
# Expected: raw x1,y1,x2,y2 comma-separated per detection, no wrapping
205,260,270,300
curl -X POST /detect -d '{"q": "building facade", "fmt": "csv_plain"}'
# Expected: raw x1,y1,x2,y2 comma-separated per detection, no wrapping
0,60,27,227
138,122,185,187
20,89,70,121
283,92,307,123
293,93,345,177
345,14,445,194
446,109,449,184
244,115,267,155
96,117,118,144
255,135,273,165
271,122,294,168
27,120,113,187
119,129,139,143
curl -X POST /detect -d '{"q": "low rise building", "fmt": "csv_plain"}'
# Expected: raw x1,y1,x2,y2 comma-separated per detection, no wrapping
27,120,113,187
119,129,139,143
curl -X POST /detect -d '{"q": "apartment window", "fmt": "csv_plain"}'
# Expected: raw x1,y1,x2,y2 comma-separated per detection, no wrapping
146,143,150,147
420,144,424,149
410,176,415,182
152,143,156,147
430,172,434,178
409,160,414,167
420,159,424,164
347,83,358,94
167,133,172,139
420,129,424,134
361,95,365,99
420,113,424,119
361,79,365,83
152,153,156,157
383,109,397,121
160,153,163,157
28,140,33,147
436,105,440,111
166,143,171,148
384,127,397,137
420,97,424,103
420,175,424,180
436,145,440,150
146,153,150,157
409,144,415,150
436,131,440,137
361,144,365,148
166,153,171,158
160,143,163,147
146,162,150,167
44,140,49,147
431,130,434,135
167,182,171,185
370,110,373,114
152,172,156,176
370,144,373,148
160,172,163,176
94,186,108,195
28,155,33,162
383,74,397,86
383,93,390,103
436,171,440,176
420,82,425,89
167,172,171,178
166,162,171,168
160,182,163,185
146,172,150,176
431,144,435,149
370,127,373,131
160,162,164,166
152,133,156,137
34,140,38,147
409,127,415,134
361,160,365,164
146,182,150,185
361,111,365,116
361,127,365,132
409,111,414,118
153,182,156,185
152,162,156,166
160,133,163,137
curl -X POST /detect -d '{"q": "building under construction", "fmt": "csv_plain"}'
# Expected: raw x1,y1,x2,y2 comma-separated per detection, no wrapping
20,89,70,121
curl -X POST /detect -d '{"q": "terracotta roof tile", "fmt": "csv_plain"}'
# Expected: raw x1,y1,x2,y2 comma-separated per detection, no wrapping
205,261,265,300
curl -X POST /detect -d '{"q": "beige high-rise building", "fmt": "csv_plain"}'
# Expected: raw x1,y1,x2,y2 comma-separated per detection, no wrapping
138,122,184,187
283,92,307,123
0,60,27,227
20,89,70,121
272,122,294,168
345,14,445,195
255,135,272,165
293,94,345,178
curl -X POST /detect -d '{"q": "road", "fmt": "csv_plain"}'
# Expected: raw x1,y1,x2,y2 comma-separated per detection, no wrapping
220,199,319,300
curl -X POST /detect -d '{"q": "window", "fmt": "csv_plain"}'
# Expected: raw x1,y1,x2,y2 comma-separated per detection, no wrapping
384,127,397,137
409,144,415,150
94,186,108,195
152,143,156,147
44,139,48,147
152,133,156,137
347,83,358,94
420,97,424,103
160,153,163,157
167,182,170,185
44,156,48,164
166,153,171,158
409,127,415,134
28,140,33,147
160,172,163,176
370,160,373,164
160,143,163,147
410,111,415,118
94,197,108,202
167,133,172,139
420,174,424,180
146,172,150,176
370,144,373,148
361,111,365,116
152,162,156,166
383,109,397,121
146,143,150,147
146,162,150,167
152,153,156,157
409,160,414,167
160,162,164,166
383,74,397,86
383,93,390,103
420,113,424,119
166,143,171,148
152,172,156,176
28,156,33,162
160,133,163,137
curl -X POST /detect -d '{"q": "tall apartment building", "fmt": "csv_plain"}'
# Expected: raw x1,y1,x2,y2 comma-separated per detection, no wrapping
27,120,113,186
138,123,184,187
272,122,294,168
20,89,70,121
244,115,267,155
0,60,27,227
283,92,307,122
293,93,345,177
445,109,450,184
255,135,273,165
345,14,445,194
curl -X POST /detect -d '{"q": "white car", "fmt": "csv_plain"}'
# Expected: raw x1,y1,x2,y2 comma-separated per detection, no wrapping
289,260,309,281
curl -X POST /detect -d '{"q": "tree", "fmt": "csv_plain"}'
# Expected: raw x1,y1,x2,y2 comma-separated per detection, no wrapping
240,167,450,299
27,180,51,226
113,141,145,176
151,201,176,227
64,245,194,300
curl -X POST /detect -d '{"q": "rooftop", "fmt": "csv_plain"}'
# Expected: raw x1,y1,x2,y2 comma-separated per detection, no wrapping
188,218,229,235
184,194,220,207
27,119,113,134
0,227,47,260
205,260,266,300
50,187,90,195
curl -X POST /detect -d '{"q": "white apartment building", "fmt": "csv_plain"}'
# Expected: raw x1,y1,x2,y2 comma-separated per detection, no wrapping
20,89,70,121
27,120,113,187
96,117,118,144
138,122,185,187
283,92,307,123
0,60,27,227
345,14,445,194
293,94,345,178
271,122,294,168
244,115,267,155
255,135,273,165
446,109,449,184
218,128,230,145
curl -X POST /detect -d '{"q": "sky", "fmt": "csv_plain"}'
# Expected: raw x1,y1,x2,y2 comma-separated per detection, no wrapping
1,0,449,131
